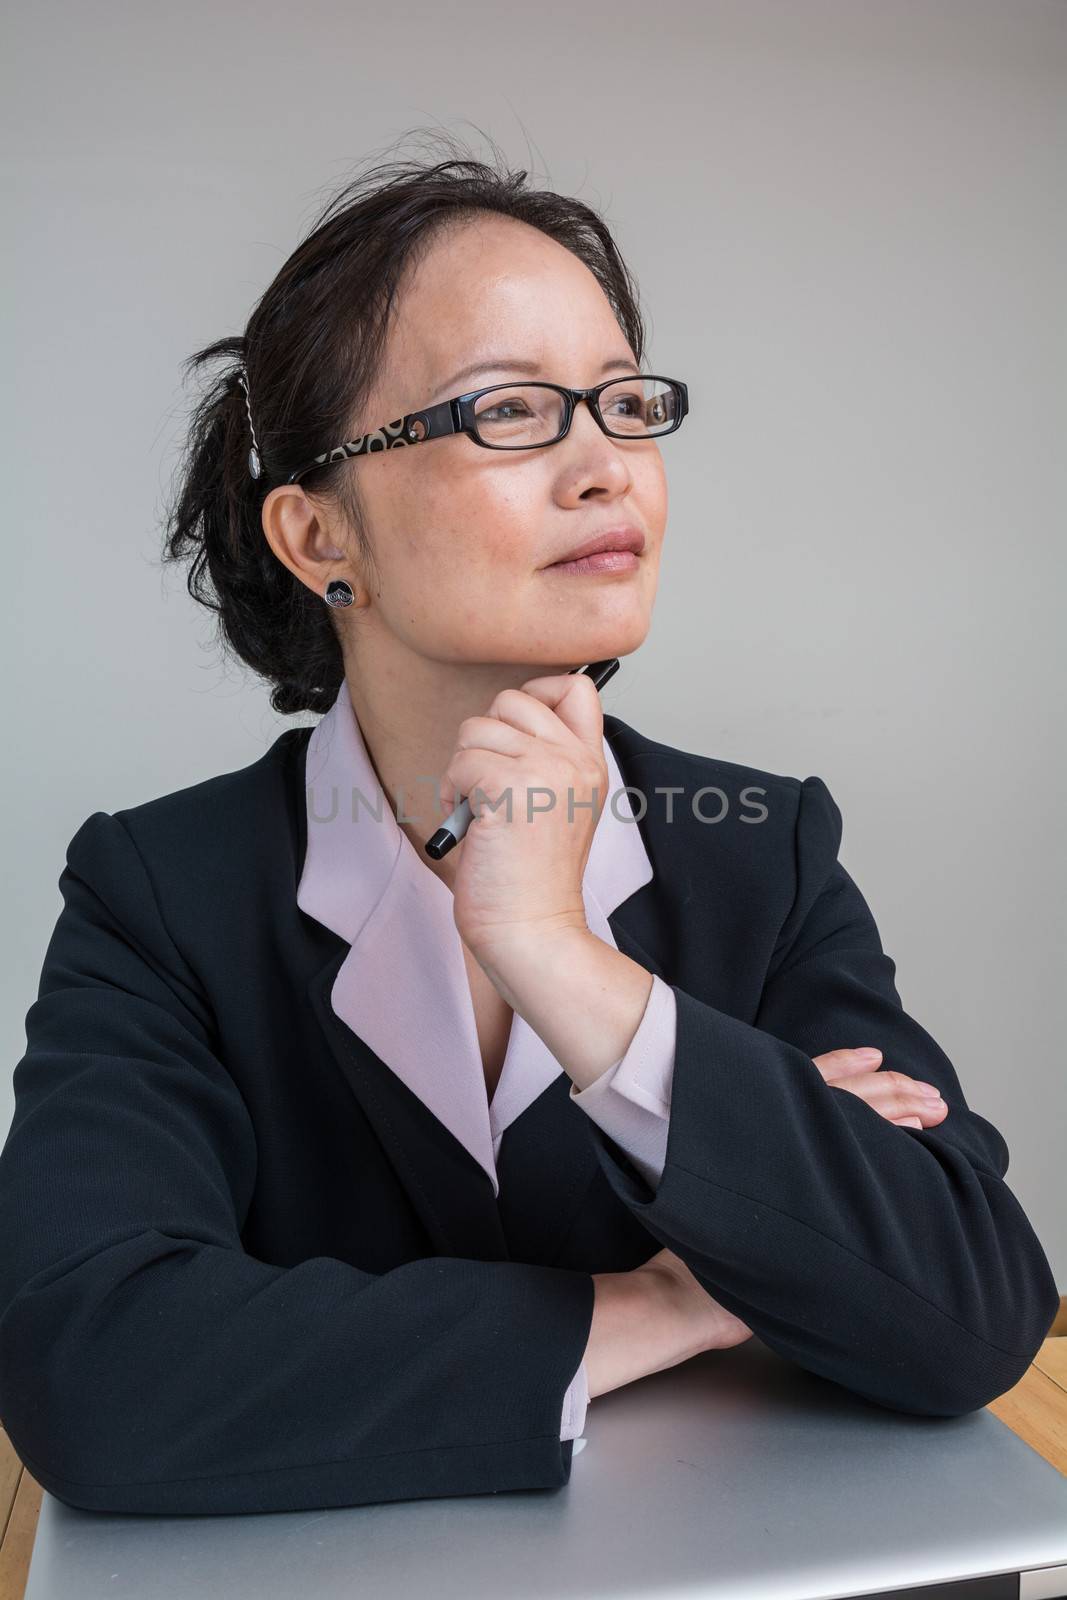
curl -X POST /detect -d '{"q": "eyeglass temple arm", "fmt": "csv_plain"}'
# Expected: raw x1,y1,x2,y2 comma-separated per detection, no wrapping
286,379,688,483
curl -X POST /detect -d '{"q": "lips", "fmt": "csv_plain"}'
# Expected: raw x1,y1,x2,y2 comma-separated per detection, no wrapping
547,527,645,566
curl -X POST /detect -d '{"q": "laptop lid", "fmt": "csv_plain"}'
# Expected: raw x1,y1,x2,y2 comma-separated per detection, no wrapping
24,1336,1067,1600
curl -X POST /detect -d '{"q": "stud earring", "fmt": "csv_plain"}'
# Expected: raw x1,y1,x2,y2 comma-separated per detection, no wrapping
324,578,356,608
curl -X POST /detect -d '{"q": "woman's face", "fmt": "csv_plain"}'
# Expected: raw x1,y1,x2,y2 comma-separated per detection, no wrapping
307,214,667,671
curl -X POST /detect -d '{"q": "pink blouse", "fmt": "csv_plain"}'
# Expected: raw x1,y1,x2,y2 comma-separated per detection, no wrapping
295,682,677,1447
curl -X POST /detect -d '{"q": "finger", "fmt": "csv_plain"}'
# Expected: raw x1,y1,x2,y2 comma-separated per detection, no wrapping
811,1047,883,1083
443,748,593,829
833,1070,948,1122
439,721,527,812
454,715,530,759
518,672,605,749
518,671,592,709
441,751,514,816
485,687,563,740
896,1117,923,1129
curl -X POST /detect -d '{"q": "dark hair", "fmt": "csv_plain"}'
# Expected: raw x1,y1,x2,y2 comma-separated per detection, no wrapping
161,128,648,716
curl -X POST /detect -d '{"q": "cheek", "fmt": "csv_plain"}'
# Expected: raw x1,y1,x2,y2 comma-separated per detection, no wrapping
637,456,669,527
422,475,534,573
366,471,528,628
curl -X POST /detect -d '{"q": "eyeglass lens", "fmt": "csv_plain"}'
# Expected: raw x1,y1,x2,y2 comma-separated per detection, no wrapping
472,377,680,448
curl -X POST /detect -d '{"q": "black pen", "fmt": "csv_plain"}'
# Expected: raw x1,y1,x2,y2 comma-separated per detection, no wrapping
423,658,621,860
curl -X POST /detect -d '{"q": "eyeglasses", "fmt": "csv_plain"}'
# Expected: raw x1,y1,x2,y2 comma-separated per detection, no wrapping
283,374,689,486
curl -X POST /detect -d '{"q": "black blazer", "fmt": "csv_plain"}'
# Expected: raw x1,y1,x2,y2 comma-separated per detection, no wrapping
0,712,1058,1517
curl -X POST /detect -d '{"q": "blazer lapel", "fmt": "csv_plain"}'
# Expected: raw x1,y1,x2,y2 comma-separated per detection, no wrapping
296,683,663,1263
304,945,510,1260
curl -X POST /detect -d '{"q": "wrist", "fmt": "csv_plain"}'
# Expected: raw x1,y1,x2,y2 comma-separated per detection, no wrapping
585,1262,705,1401
467,919,591,1002
634,1258,719,1364
584,1269,660,1400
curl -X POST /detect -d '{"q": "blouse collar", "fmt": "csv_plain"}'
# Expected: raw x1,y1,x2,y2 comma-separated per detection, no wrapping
296,679,654,1197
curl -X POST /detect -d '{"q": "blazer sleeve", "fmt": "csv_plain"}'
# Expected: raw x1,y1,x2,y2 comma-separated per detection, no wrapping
574,774,1061,1419
0,810,596,1516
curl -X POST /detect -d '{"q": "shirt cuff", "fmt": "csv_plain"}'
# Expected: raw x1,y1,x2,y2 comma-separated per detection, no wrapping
559,1356,590,1442
567,973,677,1191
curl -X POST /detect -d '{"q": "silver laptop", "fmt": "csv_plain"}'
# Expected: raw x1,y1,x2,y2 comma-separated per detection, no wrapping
24,1335,1067,1600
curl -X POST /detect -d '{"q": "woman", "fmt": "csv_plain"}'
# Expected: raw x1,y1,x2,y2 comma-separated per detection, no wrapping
0,145,1058,1518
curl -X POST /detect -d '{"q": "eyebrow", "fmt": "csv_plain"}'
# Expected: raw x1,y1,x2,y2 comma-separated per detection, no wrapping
435,355,641,396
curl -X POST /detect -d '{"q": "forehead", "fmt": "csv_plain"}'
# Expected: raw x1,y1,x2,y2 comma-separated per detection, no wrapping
384,214,633,398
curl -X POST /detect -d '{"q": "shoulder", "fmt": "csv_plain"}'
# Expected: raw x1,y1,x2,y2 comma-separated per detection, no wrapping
602,711,846,940
603,711,839,838
61,724,313,919
111,723,310,832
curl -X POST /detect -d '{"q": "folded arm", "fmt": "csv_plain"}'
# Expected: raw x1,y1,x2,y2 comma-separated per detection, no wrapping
484,775,1061,1418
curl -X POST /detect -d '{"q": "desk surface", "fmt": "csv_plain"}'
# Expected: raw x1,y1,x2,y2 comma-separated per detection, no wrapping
3,1300,1065,1600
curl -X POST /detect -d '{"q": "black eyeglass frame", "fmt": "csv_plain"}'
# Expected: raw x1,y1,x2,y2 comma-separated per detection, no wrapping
282,375,689,486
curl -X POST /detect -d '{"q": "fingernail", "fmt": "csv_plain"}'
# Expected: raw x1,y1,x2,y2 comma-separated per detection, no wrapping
899,1117,923,1128
856,1048,881,1060
918,1083,942,1099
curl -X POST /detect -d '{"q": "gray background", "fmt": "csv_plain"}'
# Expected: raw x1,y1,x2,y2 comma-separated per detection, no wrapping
4,0,1064,1288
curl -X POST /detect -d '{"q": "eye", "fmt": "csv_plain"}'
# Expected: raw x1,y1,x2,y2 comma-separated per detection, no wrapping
481,398,533,421
605,391,644,417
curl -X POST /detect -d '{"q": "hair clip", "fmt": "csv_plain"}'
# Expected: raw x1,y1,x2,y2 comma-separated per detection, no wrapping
236,367,262,480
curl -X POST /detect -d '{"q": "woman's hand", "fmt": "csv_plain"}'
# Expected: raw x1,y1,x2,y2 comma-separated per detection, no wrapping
440,672,608,960
585,1252,755,1399
636,1247,755,1352
811,1047,948,1129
